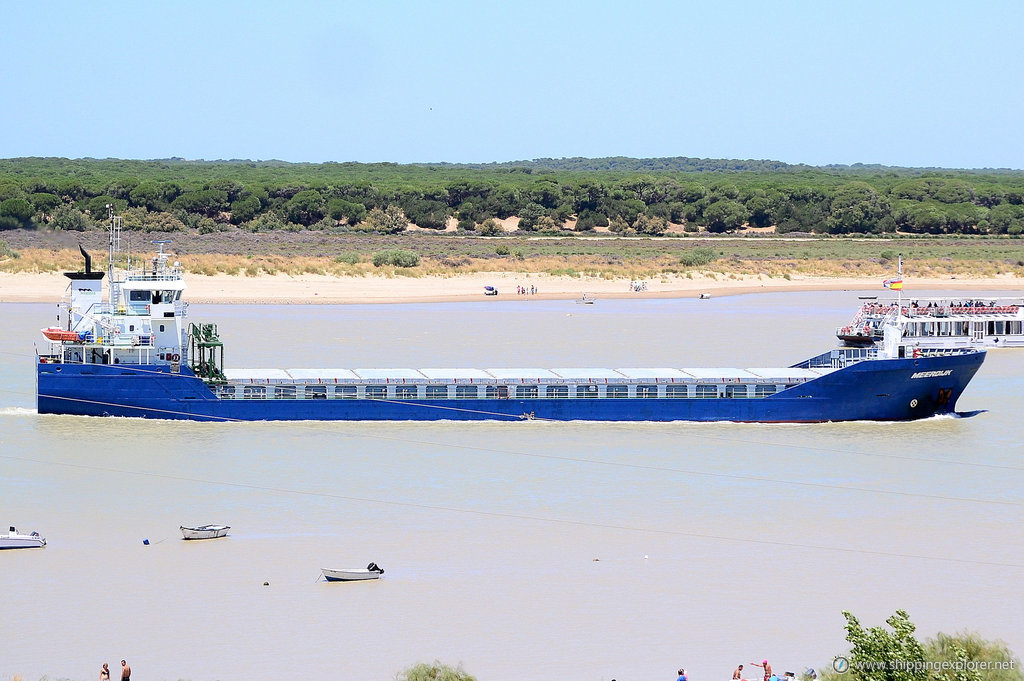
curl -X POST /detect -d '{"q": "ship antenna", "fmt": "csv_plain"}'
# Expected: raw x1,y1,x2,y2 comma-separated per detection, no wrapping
107,204,114,304
897,254,903,307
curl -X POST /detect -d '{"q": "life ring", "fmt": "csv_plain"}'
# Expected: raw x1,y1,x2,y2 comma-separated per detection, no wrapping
171,353,180,362
912,348,921,358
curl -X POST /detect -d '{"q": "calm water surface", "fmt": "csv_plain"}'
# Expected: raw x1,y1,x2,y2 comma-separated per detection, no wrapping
1,292,1021,681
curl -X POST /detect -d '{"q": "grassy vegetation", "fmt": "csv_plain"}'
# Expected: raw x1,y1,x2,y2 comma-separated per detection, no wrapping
2,230,1023,281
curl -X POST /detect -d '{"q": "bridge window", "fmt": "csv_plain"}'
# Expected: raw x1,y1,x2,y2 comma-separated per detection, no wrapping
515,385,538,399
754,385,777,397
334,386,357,399
576,384,598,398
606,385,628,398
365,386,387,400
274,385,296,399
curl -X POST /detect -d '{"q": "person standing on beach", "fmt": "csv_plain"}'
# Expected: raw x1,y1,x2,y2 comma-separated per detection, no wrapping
752,660,772,681
100,663,110,681
121,660,131,681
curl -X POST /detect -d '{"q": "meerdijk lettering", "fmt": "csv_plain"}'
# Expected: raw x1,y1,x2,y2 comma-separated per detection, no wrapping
910,370,953,379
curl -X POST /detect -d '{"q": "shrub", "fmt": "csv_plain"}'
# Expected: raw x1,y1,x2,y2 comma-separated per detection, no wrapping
334,252,361,265
477,218,504,236
679,247,718,267
398,661,476,681
373,249,420,267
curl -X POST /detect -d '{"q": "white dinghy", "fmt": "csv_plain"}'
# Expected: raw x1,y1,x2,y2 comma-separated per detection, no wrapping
180,524,230,540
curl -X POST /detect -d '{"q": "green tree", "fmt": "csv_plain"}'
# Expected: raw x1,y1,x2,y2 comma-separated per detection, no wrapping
285,190,326,226
826,182,891,234
171,189,228,218
230,195,262,225
924,632,1022,681
516,202,546,231
51,205,92,231
0,197,36,229
841,609,928,681
30,192,62,214
704,198,747,232
327,198,367,226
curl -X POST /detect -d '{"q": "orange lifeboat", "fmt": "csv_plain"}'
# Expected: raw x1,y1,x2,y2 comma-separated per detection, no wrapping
41,327,82,342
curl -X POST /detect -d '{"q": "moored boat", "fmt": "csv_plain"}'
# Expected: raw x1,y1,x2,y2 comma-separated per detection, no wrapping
180,524,230,540
2,526,46,549
322,563,384,582
35,212,987,424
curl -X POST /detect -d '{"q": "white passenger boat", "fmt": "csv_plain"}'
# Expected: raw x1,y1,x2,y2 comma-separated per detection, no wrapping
838,297,1024,349
1,526,46,549
180,524,230,540
837,257,1023,349
322,563,384,581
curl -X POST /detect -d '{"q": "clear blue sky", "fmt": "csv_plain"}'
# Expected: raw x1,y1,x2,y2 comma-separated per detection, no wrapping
3,0,1022,168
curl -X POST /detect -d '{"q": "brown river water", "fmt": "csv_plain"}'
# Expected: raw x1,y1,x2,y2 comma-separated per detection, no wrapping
1,292,1021,681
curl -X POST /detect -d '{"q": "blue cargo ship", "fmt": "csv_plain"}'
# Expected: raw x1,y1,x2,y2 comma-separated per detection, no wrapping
35,214,985,423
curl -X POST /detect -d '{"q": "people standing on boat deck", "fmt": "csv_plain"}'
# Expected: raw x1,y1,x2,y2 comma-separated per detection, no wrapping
752,660,772,681
734,664,745,680
100,663,110,681
120,660,131,681
677,668,688,681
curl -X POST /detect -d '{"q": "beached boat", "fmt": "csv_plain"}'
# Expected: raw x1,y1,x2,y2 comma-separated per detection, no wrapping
1,526,46,549
180,524,230,540
322,563,384,582
35,212,986,423
576,294,595,304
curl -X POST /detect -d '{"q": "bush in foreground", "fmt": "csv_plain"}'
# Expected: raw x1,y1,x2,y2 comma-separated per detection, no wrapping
397,660,476,681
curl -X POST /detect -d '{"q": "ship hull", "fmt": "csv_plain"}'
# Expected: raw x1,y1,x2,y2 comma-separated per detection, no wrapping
37,352,985,423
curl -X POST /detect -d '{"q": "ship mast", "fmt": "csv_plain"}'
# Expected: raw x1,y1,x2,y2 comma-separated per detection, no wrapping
106,204,123,307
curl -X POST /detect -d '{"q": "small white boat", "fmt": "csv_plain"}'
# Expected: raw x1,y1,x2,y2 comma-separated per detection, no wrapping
1,526,46,549
575,294,595,304
698,292,711,299
180,524,230,540
322,562,384,582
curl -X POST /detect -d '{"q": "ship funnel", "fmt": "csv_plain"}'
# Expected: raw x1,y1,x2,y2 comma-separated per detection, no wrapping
79,244,92,274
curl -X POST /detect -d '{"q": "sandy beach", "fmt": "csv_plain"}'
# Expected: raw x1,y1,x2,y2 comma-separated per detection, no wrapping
3,270,1024,305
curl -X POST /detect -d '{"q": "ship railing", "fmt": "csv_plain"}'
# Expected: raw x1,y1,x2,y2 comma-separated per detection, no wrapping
794,347,880,370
